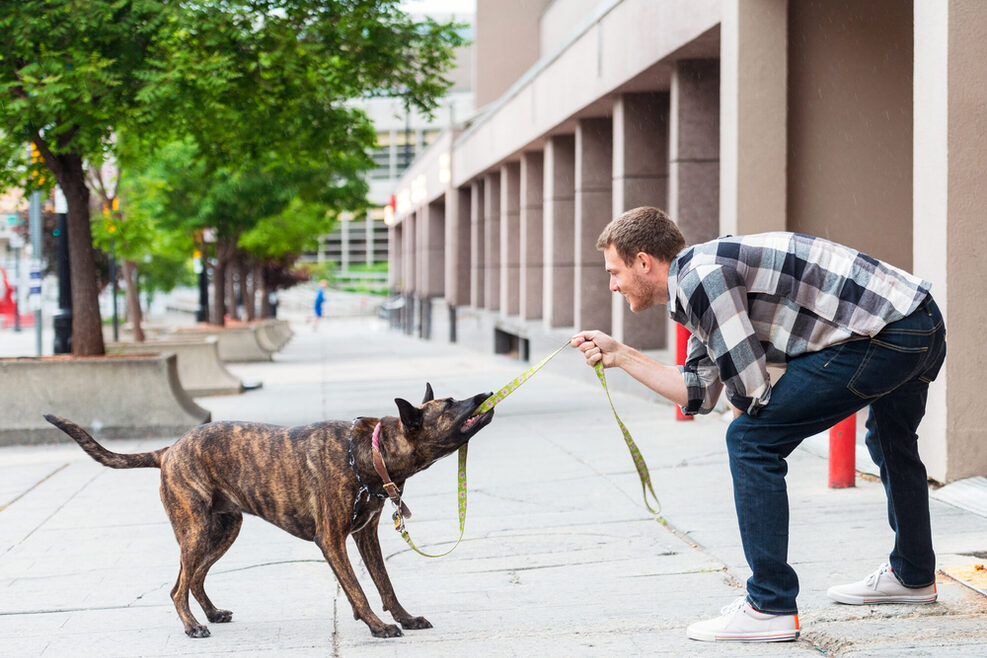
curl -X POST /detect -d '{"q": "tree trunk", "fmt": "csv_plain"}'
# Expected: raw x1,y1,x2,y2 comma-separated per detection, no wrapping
61,155,105,356
259,265,272,318
226,260,236,321
33,136,104,356
211,236,235,326
241,257,255,320
122,259,144,342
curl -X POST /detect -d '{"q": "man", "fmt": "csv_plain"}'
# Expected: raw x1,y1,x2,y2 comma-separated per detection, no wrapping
571,207,945,643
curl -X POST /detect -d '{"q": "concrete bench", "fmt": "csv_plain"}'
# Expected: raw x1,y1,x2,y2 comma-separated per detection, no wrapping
107,337,245,397
246,319,294,353
170,325,273,362
0,353,211,446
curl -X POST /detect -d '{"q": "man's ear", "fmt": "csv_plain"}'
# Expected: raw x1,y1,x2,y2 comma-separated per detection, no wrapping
636,251,652,272
422,382,434,404
394,398,423,430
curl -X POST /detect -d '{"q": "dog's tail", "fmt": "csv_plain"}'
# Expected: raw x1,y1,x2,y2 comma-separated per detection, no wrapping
43,414,166,469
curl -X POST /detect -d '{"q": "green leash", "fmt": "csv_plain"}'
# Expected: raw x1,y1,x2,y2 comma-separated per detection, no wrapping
394,340,663,557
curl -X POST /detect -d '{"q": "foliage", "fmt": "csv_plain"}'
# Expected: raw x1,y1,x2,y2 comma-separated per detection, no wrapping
0,0,466,350
296,260,337,282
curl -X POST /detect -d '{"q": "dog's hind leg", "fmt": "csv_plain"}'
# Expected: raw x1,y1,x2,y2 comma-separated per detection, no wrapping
161,476,214,638
352,516,432,631
314,530,403,638
190,511,243,624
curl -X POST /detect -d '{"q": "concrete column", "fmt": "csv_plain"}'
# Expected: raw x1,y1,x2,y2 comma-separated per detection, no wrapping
669,59,720,247
424,200,445,297
414,207,426,292
520,151,544,321
340,216,351,271
365,211,374,266
500,162,521,317
543,135,575,329
388,224,401,290
612,92,669,349
484,172,501,311
914,0,987,482
445,186,471,306
402,214,416,295
388,128,398,179
574,118,613,334
470,180,485,308
720,0,787,236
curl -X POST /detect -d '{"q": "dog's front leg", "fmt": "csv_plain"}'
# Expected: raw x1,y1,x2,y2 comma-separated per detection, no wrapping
315,532,403,638
353,515,432,631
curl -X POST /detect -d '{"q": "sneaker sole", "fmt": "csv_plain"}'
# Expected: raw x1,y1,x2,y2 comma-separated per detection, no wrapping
828,592,937,605
688,630,800,642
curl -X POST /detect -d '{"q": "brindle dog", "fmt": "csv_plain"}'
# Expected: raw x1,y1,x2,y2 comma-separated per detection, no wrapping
43,383,494,639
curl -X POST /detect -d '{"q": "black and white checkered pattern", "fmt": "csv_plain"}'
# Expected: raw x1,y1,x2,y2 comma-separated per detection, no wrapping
667,232,930,416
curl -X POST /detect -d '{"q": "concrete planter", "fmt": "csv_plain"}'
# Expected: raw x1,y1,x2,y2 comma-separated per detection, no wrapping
107,337,245,397
170,325,273,362
256,319,294,352
0,353,211,446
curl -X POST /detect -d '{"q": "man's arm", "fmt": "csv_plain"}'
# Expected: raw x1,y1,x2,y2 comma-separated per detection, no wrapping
679,264,772,415
571,331,689,407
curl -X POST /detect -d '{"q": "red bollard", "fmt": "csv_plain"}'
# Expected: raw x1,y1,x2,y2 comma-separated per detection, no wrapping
828,415,856,488
675,323,693,421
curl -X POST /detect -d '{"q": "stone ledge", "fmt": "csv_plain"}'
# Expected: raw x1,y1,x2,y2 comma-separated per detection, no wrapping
0,354,211,446
170,325,273,362
107,337,245,397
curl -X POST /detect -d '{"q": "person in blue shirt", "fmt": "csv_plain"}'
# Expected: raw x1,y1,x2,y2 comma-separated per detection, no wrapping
313,279,327,329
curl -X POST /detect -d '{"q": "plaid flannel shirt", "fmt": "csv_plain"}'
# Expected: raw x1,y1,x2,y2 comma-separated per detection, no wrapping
666,232,931,416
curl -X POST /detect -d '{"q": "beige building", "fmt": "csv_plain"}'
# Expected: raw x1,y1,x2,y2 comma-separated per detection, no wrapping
316,9,475,272
387,0,987,483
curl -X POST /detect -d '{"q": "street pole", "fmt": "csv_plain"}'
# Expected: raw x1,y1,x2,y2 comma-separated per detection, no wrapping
196,251,209,323
52,188,72,354
12,238,21,333
29,191,42,356
109,249,119,341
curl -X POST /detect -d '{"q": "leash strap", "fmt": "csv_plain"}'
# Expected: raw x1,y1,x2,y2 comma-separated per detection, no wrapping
395,339,662,557
392,444,469,558
592,362,662,516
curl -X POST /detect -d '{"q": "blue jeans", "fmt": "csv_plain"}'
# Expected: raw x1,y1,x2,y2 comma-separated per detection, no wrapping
726,296,946,614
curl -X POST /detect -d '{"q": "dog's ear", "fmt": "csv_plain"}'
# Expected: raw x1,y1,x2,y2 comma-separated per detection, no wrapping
394,397,423,430
422,382,434,404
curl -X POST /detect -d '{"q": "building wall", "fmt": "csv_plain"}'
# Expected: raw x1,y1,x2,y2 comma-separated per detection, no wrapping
388,0,987,482
475,0,552,108
787,0,914,269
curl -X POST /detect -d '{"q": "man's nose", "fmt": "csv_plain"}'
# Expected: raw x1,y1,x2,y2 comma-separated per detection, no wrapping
609,277,619,292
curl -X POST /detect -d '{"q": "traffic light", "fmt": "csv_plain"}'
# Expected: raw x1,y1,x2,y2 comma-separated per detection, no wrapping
29,142,46,186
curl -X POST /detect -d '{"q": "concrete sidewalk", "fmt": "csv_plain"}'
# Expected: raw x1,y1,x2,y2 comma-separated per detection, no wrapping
1,315,985,657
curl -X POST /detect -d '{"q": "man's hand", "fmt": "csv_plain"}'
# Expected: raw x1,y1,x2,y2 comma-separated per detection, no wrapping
572,329,690,408
571,330,622,369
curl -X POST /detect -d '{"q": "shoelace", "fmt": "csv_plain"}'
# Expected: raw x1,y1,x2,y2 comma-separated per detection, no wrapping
720,596,748,616
864,563,892,589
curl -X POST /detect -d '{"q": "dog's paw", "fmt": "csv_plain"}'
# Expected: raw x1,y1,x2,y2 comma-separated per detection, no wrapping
185,624,211,638
206,609,233,623
370,623,403,638
399,616,432,631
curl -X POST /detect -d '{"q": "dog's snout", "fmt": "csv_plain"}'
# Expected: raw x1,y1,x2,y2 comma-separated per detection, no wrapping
474,392,492,405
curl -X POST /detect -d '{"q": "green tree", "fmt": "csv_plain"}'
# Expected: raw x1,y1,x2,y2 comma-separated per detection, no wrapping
89,153,195,341
240,197,342,317
0,0,464,354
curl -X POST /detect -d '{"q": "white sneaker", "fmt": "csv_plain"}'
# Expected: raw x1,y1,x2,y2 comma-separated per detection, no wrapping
827,563,937,605
686,596,800,642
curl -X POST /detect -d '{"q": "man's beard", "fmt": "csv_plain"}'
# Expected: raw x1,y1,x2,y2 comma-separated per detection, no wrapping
627,274,658,312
